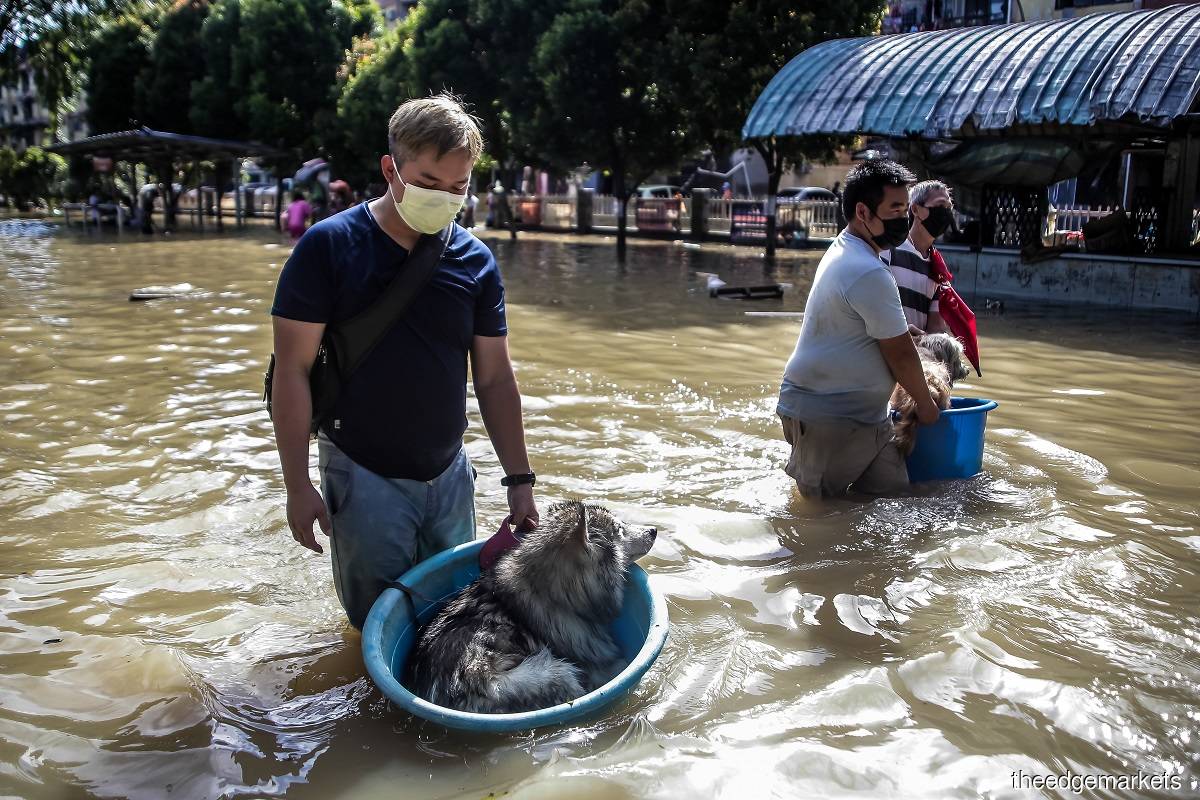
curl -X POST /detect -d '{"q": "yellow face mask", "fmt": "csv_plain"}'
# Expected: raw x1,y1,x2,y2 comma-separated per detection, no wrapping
389,175,466,234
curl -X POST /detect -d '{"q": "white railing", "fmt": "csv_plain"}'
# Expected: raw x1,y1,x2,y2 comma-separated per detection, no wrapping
540,194,575,229
1047,204,1117,234
777,199,840,239
486,193,841,241
592,194,637,229
707,198,734,233
62,201,126,230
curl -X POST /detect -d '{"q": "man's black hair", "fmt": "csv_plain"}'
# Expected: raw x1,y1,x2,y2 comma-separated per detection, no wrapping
292,190,304,202
841,159,916,221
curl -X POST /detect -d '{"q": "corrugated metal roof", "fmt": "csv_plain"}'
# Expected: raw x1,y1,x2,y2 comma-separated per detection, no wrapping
47,127,287,160
742,4,1200,140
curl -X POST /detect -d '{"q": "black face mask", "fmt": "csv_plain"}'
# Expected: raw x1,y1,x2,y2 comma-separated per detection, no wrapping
918,205,955,238
870,210,910,249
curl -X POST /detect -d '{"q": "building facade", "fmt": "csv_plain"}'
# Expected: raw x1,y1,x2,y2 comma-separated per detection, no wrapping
0,59,90,153
0,62,51,152
374,0,419,25
879,0,1164,33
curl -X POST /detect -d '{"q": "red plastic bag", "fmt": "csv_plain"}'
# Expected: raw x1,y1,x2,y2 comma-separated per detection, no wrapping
930,248,981,377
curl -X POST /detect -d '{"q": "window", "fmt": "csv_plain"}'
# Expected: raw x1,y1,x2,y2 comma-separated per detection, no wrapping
1054,0,1125,8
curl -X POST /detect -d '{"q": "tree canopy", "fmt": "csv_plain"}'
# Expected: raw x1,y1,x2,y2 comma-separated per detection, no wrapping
333,24,413,189
0,145,66,208
137,0,211,135
23,0,888,244
84,16,153,134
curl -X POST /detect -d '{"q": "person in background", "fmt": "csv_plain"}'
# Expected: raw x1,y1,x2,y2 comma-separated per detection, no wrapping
328,180,353,215
285,191,313,239
86,192,101,226
884,180,953,336
831,180,846,228
137,183,158,234
462,189,479,228
776,159,939,498
489,181,515,237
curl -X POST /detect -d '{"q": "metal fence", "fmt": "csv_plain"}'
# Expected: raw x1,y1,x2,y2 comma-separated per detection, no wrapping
1047,204,1116,233
593,194,638,230
551,193,839,241
540,194,576,229
778,199,841,239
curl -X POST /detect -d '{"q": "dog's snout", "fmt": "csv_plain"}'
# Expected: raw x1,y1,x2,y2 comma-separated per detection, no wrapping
646,527,657,538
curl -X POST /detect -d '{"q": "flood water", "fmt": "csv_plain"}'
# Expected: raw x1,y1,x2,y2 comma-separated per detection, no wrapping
2,218,1198,799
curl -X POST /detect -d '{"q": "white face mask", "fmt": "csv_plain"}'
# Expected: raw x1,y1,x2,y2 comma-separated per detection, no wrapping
389,174,466,234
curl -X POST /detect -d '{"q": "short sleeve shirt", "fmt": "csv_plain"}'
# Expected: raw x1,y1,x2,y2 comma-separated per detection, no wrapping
778,230,909,424
884,238,941,331
272,202,507,480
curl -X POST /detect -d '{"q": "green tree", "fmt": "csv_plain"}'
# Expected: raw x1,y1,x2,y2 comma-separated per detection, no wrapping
190,0,244,138
341,0,380,39
135,0,223,227
406,0,567,179
137,0,211,134
1,0,138,127
525,0,696,257
234,0,353,226
0,145,14,200
0,145,66,209
233,0,353,154
688,0,882,256
84,16,153,134
332,25,413,190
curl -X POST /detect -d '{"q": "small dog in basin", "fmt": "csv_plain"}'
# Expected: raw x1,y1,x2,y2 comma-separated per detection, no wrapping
914,332,970,386
890,333,968,455
404,501,657,714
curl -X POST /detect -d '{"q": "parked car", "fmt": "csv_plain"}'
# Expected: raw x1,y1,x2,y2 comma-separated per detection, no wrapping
637,184,682,199
777,186,837,203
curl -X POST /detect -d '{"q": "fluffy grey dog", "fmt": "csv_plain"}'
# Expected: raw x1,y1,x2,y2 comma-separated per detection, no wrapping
404,501,657,714
916,332,971,386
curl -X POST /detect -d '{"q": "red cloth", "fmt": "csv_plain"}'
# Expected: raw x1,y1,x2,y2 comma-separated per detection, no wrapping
478,515,535,571
930,248,981,377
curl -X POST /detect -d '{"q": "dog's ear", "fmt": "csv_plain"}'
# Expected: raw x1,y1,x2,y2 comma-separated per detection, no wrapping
572,501,589,546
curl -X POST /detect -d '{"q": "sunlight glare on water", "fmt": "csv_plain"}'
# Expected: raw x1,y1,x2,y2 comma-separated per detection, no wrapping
1,220,1198,799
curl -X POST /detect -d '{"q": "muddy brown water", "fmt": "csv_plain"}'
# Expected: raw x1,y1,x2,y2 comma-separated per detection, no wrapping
1,219,1198,799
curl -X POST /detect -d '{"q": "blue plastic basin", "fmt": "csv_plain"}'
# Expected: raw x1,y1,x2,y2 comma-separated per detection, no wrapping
905,397,999,482
362,539,669,733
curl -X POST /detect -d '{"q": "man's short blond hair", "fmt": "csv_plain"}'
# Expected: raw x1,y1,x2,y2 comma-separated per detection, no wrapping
387,94,484,165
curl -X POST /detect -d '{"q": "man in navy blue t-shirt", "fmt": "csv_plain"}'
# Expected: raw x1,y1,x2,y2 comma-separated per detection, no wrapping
270,95,540,629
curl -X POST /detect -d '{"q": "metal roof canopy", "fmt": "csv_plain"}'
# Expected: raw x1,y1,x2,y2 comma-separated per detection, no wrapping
742,4,1200,141
46,127,288,162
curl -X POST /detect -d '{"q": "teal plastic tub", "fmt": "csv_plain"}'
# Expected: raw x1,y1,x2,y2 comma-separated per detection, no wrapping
362,539,669,733
905,397,999,482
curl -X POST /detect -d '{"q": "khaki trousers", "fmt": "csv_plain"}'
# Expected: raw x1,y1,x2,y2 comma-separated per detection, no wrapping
779,414,909,498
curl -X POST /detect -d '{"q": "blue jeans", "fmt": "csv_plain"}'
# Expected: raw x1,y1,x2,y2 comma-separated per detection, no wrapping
317,435,477,629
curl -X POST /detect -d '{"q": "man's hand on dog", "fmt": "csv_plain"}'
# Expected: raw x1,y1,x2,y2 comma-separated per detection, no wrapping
916,395,941,426
508,484,540,530
287,483,331,554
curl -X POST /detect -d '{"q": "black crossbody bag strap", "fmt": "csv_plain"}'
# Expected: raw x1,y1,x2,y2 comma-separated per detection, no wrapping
327,224,452,380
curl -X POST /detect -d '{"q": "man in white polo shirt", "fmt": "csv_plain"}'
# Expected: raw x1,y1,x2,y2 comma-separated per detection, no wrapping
777,160,939,498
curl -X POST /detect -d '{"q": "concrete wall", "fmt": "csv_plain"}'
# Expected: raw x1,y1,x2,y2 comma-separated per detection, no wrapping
938,246,1200,314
